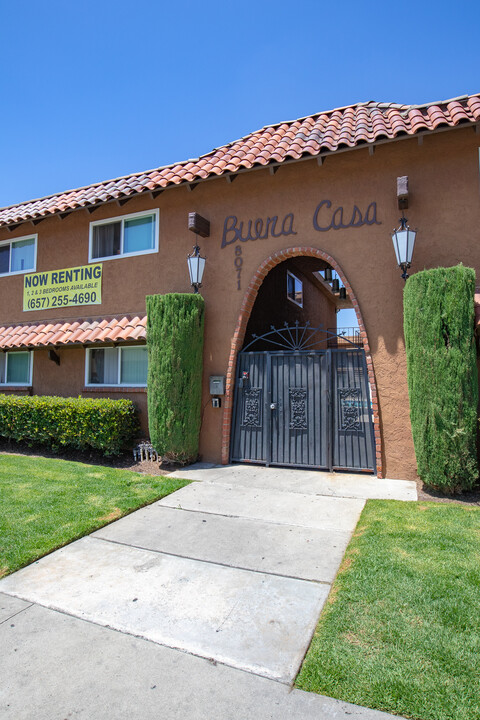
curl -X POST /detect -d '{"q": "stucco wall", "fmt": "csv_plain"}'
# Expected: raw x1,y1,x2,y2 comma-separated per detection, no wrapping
1,126,479,479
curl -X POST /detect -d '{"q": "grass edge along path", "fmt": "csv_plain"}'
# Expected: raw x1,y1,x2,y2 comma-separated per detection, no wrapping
0,453,190,578
296,500,480,720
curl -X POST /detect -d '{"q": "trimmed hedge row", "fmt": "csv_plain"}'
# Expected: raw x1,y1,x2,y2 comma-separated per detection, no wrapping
404,265,478,493
147,293,205,464
0,394,139,455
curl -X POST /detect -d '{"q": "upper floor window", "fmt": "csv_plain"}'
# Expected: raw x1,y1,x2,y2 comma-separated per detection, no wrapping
0,351,33,385
0,235,37,276
89,209,159,262
86,345,148,386
287,270,303,307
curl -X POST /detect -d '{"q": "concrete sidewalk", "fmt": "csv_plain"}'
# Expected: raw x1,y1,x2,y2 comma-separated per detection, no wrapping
0,464,416,719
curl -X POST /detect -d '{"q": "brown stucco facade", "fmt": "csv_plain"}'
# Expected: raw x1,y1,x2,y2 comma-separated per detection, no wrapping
1,122,479,480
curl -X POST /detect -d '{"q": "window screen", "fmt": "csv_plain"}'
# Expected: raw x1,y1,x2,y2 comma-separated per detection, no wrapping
0,352,31,384
123,216,155,254
88,346,147,385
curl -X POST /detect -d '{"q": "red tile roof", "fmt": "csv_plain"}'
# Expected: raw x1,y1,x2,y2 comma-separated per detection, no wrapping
0,316,146,350
1,94,479,229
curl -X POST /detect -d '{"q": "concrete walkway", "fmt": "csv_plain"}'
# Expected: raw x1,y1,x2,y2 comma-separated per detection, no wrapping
0,464,416,719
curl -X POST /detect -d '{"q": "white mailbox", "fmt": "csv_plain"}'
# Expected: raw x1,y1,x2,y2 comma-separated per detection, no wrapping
209,375,225,395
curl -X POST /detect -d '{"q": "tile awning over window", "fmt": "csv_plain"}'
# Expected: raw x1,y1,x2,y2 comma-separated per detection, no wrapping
0,316,146,350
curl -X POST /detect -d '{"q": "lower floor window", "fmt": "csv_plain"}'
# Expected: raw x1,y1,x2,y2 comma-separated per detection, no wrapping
0,351,32,385
87,345,148,386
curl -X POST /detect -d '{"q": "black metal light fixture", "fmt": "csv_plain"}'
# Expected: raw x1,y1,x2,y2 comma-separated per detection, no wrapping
187,243,206,293
391,215,417,281
324,267,333,282
331,278,340,292
187,212,209,293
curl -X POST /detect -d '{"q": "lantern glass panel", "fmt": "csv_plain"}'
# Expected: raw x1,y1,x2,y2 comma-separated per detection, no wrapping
187,254,206,286
392,228,408,266
406,228,416,265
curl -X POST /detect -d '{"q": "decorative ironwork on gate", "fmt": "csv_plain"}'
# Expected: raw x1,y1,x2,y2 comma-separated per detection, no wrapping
242,321,363,352
338,388,362,431
289,388,308,429
242,388,262,427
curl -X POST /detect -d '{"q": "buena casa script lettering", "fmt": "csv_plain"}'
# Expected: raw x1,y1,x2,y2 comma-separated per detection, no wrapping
221,213,296,248
312,200,380,232
221,200,380,247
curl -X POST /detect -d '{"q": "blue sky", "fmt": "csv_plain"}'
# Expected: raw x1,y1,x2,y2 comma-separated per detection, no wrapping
1,0,479,210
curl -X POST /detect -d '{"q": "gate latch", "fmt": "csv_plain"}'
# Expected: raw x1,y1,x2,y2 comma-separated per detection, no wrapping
269,403,277,410
238,370,250,389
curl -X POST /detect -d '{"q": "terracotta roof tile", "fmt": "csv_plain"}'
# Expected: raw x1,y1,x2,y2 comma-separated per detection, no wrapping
0,316,147,350
1,94,478,228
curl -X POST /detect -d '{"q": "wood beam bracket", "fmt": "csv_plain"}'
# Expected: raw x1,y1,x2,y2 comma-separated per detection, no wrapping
188,212,210,238
397,175,409,210
48,349,61,366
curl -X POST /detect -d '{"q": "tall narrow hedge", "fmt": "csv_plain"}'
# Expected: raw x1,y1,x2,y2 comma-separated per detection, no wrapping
404,265,478,493
147,293,205,463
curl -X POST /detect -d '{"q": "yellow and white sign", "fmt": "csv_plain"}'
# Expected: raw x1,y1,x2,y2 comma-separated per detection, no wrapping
23,264,102,312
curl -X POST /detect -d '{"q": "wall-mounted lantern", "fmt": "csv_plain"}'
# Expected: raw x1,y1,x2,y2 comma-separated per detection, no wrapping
391,216,417,281
187,212,209,293
187,243,206,293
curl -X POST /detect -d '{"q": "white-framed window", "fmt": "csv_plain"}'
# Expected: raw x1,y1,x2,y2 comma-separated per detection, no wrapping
0,234,37,276
0,351,33,385
86,345,148,386
89,209,159,262
287,270,303,307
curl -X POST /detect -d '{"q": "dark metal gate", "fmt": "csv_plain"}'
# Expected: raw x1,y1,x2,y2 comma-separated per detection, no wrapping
230,323,376,473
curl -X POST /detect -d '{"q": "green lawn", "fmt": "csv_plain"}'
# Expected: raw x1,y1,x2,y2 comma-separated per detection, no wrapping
0,453,190,577
296,500,480,720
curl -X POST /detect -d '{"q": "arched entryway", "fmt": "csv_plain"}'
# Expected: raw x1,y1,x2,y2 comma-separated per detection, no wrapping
221,247,383,477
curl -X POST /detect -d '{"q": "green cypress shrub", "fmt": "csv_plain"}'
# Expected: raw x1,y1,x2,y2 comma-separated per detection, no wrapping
404,265,478,493
146,293,205,464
